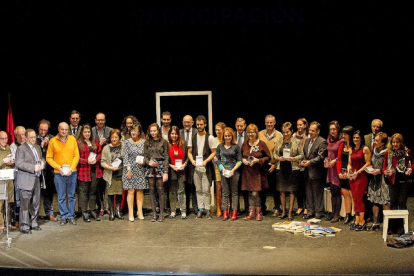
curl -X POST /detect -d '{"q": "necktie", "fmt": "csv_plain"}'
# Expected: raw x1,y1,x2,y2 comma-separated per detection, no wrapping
238,134,242,147
72,128,76,136
185,130,190,143
308,139,314,155
32,146,41,176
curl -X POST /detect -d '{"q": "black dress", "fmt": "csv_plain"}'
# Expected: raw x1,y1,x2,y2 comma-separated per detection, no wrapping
276,142,300,192
339,147,350,190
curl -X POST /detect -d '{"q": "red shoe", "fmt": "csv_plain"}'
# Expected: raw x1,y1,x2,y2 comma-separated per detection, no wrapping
230,210,237,221
98,210,104,217
222,210,229,221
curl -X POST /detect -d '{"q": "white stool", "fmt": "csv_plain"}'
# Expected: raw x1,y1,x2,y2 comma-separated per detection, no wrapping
382,210,409,241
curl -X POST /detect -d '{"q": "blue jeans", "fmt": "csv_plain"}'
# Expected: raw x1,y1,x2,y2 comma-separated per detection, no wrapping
54,172,77,219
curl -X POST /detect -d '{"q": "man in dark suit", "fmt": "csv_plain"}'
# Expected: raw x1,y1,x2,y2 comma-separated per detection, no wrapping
180,114,198,216
68,110,83,140
15,129,45,234
301,121,327,220
235,117,249,214
36,119,57,221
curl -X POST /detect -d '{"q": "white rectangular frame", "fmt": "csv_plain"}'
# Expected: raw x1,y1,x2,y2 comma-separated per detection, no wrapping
156,91,213,135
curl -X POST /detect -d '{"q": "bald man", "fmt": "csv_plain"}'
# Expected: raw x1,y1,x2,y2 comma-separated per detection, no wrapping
46,122,80,226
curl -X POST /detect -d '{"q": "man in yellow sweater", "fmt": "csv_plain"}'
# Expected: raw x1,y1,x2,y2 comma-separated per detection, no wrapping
46,122,79,226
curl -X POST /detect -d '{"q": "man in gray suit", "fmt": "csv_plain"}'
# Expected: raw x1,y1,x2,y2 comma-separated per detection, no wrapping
15,129,45,234
92,112,113,217
300,121,327,220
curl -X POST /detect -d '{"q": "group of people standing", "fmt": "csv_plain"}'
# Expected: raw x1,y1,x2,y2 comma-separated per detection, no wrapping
0,111,412,236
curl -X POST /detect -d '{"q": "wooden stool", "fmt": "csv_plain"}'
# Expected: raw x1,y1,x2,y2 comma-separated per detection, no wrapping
382,210,409,241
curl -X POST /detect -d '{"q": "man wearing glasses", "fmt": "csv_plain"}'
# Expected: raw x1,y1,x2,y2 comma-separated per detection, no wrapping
68,110,82,140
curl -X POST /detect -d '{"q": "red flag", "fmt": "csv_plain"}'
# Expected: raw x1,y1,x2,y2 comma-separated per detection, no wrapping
6,93,15,145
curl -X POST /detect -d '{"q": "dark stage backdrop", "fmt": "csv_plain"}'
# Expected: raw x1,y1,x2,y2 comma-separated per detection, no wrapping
1,1,413,148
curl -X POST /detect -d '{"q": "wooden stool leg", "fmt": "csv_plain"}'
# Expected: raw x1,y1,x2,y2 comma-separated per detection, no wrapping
404,216,409,234
383,216,389,241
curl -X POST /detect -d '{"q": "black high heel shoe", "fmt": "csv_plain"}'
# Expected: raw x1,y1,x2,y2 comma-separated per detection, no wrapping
294,208,303,216
279,213,287,220
355,222,367,231
368,223,380,231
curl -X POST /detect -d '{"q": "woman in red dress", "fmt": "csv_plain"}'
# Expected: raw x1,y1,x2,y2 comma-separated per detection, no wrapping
347,130,371,231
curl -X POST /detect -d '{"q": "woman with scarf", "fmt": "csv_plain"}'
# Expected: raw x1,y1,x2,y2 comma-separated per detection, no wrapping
383,133,413,234
366,132,390,231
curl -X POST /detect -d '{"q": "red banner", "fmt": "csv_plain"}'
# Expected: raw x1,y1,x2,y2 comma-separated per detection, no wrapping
6,94,15,145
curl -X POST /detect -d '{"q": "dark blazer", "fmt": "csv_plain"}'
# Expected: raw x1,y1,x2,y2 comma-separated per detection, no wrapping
303,136,327,180
15,143,45,190
69,125,83,140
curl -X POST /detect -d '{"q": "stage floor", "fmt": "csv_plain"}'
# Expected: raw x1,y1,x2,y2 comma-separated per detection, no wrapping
1,195,414,275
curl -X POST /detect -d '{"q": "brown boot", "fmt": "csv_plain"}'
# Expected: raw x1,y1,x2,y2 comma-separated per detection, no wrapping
216,181,222,217
255,207,263,221
244,206,256,220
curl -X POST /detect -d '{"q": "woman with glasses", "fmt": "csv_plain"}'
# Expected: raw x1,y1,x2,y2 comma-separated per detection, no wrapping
241,124,271,221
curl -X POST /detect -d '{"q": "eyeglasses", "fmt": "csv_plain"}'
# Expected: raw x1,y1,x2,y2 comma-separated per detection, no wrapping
0,138,7,140
247,132,255,135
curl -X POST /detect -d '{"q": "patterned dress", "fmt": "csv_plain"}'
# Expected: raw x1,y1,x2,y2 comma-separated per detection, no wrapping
122,139,148,189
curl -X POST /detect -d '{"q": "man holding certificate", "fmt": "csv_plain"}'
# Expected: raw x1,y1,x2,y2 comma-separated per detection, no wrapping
46,122,80,226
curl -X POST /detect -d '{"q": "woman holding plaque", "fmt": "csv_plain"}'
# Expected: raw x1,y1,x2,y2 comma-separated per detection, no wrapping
273,122,304,221
76,124,103,222
383,133,413,234
216,127,242,220
347,130,371,231
366,132,390,231
122,122,148,221
167,126,188,219
241,124,271,221
324,121,343,223
144,123,169,222
101,129,124,221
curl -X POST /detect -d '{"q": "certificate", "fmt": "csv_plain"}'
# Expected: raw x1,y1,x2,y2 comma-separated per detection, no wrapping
111,158,122,168
62,164,70,175
136,156,144,163
88,152,96,161
196,156,203,166
175,159,183,170
283,148,291,158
